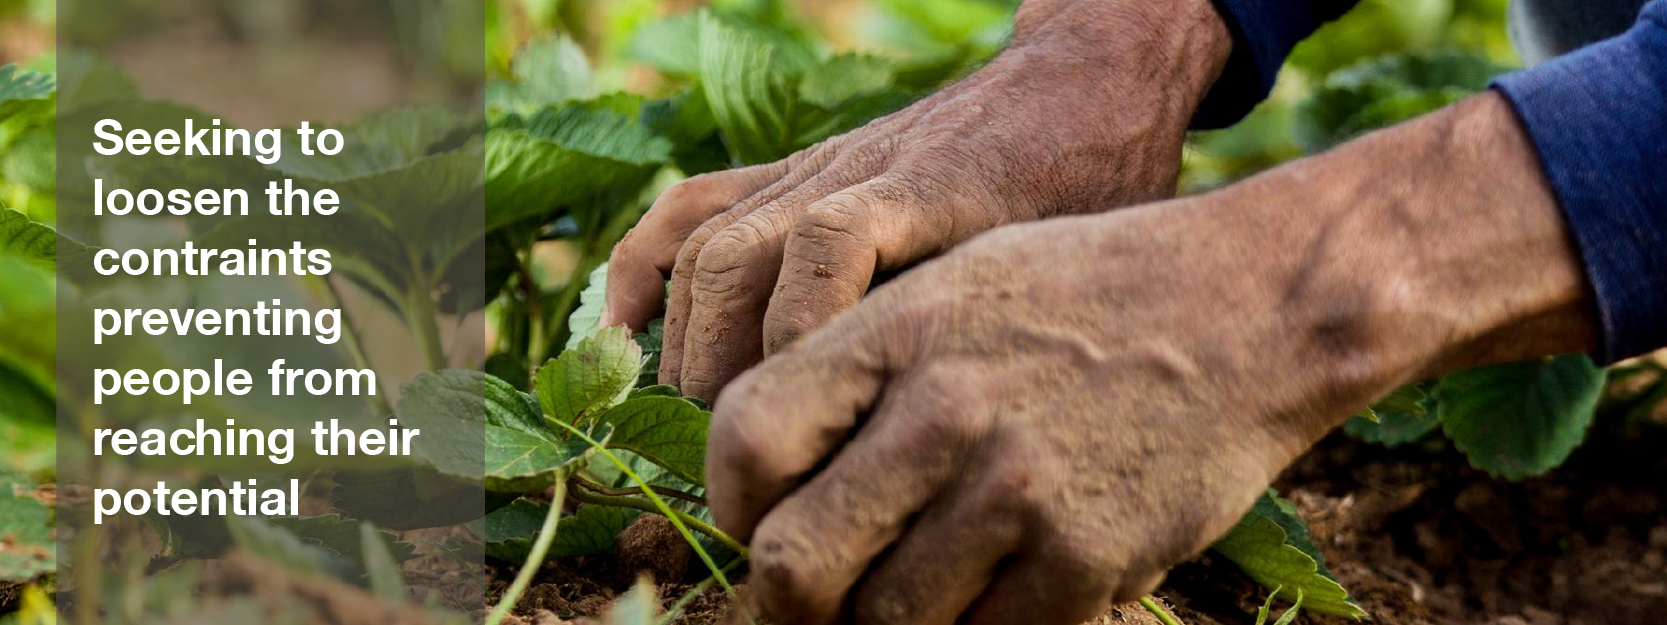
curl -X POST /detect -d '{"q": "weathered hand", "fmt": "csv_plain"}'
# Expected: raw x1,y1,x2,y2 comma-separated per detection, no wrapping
704,94,1598,625
600,0,1234,400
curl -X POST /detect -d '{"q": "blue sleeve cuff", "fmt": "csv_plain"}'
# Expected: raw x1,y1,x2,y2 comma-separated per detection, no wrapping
1193,0,1361,129
1494,0,1667,363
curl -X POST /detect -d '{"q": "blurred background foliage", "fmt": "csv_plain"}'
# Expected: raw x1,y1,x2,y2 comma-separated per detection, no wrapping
477,0,1519,192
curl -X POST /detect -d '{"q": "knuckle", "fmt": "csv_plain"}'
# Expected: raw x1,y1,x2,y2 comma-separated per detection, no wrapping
969,462,1047,519
893,370,988,448
794,198,870,243
693,225,764,278
837,139,895,172
676,225,718,266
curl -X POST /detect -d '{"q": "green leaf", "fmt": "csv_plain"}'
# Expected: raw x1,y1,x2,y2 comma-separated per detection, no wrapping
1296,53,1507,151
1343,381,1440,446
1274,589,1306,625
330,467,485,531
872,0,1013,50
397,370,489,481
483,498,639,562
594,395,712,486
537,327,644,426
697,10,801,165
798,54,897,108
489,35,596,115
486,372,545,435
568,262,668,387
1,206,98,272
0,479,54,581
269,514,419,572
485,104,668,231
566,263,611,350
360,522,406,602
634,320,666,388
1212,491,1364,619
483,424,599,492
627,13,704,76
1436,354,1606,480
0,64,54,122
268,107,484,267
195,206,409,297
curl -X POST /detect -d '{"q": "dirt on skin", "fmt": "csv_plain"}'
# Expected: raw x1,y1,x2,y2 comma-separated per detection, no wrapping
493,388,1665,625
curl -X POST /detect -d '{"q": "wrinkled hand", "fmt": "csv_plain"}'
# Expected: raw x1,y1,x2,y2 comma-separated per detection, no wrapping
704,94,1597,625
600,0,1234,400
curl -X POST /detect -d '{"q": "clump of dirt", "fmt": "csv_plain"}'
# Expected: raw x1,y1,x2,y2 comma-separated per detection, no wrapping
616,515,693,585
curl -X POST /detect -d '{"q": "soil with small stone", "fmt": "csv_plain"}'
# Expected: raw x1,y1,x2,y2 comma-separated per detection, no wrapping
491,412,1666,625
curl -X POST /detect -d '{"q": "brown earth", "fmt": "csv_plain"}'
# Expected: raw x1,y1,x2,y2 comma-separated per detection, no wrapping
493,413,1666,625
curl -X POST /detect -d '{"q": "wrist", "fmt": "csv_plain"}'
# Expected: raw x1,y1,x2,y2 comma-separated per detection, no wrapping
1243,92,1598,396
1008,0,1234,122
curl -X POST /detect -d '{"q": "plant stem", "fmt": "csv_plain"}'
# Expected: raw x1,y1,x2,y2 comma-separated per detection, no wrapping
1139,596,1184,625
546,420,743,596
568,487,744,554
485,477,568,625
404,267,448,371
518,247,546,376
315,276,393,414
571,478,707,506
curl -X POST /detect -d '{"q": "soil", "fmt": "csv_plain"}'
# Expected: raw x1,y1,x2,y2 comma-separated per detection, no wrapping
1164,415,1667,625
492,414,1667,624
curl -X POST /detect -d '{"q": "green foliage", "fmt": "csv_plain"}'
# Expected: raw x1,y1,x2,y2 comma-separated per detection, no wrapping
225,516,352,580
0,64,54,121
360,521,407,603
695,11,807,165
0,478,54,581
1296,53,1507,150
1,205,96,273
565,263,610,350
482,498,639,561
486,103,669,231
1287,0,1456,76
591,395,710,485
538,328,645,426
1213,491,1365,619
1344,381,1441,446
1437,355,1607,480
398,370,492,482
148,506,419,583
488,35,596,116
1255,587,1306,625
